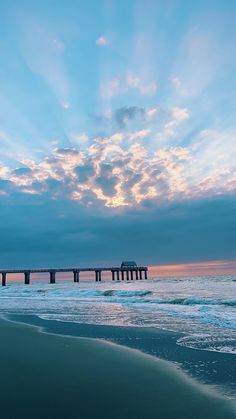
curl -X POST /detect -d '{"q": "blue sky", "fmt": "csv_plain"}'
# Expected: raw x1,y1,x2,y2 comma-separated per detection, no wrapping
0,0,236,269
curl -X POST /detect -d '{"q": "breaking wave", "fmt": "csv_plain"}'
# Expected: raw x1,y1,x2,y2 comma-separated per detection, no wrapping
0,276,235,355
103,290,152,297
150,298,236,307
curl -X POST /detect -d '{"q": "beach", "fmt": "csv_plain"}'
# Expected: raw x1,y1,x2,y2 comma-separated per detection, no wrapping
9,314,236,398
1,276,235,398
1,277,235,418
1,316,235,419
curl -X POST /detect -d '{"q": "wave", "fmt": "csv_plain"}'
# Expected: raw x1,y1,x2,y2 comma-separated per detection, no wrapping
48,289,153,298
1,285,235,307
0,288,153,299
149,298,236,307
103,290,152,297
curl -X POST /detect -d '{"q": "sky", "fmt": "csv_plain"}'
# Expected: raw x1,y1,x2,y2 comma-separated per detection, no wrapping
0,0,236,272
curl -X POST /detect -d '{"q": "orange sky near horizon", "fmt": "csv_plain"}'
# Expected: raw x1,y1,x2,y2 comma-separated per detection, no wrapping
149,260,236,277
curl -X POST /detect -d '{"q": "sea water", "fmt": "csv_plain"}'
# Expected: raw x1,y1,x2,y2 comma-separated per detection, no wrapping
0,275,235,354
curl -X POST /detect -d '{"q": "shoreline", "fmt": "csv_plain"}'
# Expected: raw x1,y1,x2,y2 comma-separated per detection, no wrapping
7,313,236,401
1,315,236,419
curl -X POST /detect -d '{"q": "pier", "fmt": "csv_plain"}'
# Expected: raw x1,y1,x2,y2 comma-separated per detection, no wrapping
0,261,148,286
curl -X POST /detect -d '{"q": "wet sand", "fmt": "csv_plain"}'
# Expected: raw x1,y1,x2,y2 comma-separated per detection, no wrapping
1,317,235,419
10,314,236,398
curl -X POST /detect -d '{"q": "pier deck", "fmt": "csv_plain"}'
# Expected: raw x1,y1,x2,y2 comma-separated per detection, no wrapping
0,265,148,285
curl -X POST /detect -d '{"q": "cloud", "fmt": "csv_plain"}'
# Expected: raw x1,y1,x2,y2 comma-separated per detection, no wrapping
101,77,121,97
101,72,157,98
146,108,158,118
156,107,190,141
0,165,9,178
126,73,157,96
94,104,189,136
96,36,109,46
0,192,235,267
93,106,147,130
75,163,94,183
171,107,189,122
0,125,235,266
171,77,193,96
114,106,145,128
70,133,89,145
1,124,235,210
129,129,151,141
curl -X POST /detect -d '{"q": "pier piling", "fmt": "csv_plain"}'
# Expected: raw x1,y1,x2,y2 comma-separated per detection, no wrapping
73,270,79,282
2,272,6,286
24,271,30,285
50,271,56,284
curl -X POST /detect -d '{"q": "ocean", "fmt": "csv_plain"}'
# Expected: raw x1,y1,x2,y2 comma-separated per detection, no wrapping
0,275,235,354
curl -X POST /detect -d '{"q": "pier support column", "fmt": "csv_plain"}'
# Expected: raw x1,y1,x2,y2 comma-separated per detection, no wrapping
116,271,120,281
126,270,129,281
99,271,102,282
144,269,148,280
2,272,6,286
139,269,143,280
73,270,79,282
135,270,139,280
112,271,115,281
24,271,30,285
50,271,56,284
121,270,124,281
130,270,134,280
95,270,99,282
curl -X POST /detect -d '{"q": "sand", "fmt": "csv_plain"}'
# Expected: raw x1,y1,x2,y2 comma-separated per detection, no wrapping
10,314,236,397
0,317,235,419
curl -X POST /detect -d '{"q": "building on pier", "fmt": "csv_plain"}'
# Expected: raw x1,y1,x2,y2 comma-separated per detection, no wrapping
121,261,137,268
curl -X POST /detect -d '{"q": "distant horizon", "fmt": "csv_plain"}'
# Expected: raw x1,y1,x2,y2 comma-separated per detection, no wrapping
2,259,236,281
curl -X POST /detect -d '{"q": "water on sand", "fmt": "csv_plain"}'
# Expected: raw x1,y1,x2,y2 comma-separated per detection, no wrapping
0,318,235,419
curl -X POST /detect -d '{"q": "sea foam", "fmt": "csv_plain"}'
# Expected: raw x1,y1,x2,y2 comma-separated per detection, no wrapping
0,276,235,354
